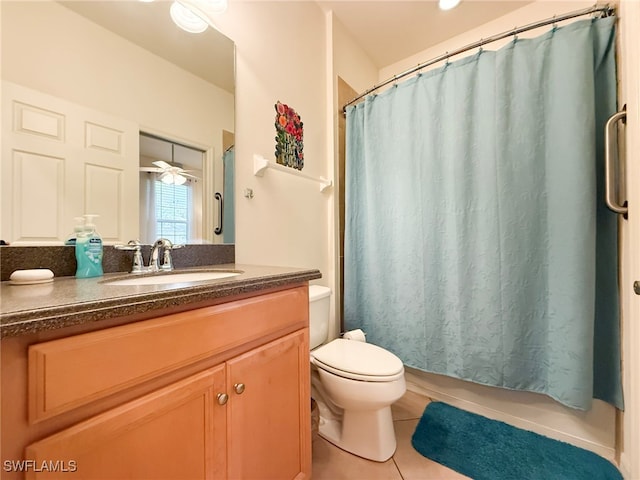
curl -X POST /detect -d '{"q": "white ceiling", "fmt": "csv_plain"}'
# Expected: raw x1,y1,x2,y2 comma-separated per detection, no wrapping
60,1,532,93
140,135,205,170
318,0,532,68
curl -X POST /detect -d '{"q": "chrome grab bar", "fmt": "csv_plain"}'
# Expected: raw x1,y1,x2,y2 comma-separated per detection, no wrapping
604,107,628,217
214,192,223,235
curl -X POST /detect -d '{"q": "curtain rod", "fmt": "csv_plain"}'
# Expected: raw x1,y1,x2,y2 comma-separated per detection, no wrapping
342,3,615,114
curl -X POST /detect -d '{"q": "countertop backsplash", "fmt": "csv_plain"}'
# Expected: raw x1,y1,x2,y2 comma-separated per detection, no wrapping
0,244,235,281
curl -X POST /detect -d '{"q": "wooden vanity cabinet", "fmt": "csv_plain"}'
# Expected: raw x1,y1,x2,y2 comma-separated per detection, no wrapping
8,285,311,480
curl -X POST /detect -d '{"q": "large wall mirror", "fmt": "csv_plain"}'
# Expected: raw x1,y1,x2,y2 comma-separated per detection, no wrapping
1,0,235,246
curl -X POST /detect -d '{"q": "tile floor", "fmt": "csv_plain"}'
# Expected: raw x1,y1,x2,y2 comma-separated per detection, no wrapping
311,390,470,480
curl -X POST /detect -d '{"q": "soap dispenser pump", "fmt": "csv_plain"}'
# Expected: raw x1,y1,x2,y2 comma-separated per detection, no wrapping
65,217,86,246
75,214,103,278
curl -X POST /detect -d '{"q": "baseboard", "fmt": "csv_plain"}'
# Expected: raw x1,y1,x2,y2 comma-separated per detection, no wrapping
405,369,617,463
619,453,631,479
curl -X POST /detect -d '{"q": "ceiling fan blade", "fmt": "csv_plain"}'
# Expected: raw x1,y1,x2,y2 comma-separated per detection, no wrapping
167,166,197,176
153,160,172,170
140,167,163,173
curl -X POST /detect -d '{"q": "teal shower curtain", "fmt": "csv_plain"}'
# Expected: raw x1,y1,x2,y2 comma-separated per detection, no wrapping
344,17,622,410
223,147,235,244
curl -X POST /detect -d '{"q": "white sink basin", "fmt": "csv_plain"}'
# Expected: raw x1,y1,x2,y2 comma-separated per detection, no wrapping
104,270,241,286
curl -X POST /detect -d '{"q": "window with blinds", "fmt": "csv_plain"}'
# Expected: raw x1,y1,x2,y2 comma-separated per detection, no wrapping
154,180,192,244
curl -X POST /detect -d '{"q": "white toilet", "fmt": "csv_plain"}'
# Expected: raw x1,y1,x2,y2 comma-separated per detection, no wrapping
308,285,406,462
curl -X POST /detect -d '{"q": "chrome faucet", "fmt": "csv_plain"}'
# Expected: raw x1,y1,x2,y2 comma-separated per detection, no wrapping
115,238,184,274
149,238,173,272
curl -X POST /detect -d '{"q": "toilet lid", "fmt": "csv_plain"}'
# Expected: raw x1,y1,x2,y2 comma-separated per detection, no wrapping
311,339,404,379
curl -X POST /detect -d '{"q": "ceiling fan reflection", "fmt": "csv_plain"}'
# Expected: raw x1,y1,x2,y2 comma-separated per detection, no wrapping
140,160,198,185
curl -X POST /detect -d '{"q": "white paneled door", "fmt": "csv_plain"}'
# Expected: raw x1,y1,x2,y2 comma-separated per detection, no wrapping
619,1,640,478
1,81,139,245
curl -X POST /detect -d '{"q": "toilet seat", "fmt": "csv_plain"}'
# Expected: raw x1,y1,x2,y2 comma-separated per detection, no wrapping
311,339,404,382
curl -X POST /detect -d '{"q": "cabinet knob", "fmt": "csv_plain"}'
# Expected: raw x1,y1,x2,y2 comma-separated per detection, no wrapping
234,383,245,395
217,393,229,405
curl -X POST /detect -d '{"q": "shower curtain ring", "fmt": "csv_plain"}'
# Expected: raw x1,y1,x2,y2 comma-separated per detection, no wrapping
552,14,558,31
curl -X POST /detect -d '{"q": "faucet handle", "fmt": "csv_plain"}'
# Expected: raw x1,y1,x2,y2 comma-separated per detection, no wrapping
114,240,145,273
113,239,142,251
159,242,184,271
131,248,145,274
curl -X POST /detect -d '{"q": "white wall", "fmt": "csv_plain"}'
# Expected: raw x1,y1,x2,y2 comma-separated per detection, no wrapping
210,0,377,342
214,2,332,287
331,15,379,95
1,1,233,154
334,0,618,460
325,12,379,340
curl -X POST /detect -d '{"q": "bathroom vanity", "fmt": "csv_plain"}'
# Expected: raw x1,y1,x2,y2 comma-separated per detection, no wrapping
0,264,321,480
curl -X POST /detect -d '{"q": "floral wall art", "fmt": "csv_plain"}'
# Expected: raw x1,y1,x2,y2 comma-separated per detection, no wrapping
274,101,304,170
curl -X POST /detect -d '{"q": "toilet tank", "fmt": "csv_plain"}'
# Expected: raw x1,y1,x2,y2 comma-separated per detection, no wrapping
309,285,331,349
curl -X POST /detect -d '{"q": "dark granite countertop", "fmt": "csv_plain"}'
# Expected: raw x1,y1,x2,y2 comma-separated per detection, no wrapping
0,264,322,338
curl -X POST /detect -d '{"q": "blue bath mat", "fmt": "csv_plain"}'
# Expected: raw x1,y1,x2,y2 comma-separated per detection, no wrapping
411,402,622,480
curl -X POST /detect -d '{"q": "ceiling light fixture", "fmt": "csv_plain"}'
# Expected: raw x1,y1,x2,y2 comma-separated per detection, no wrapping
169,0,228,34
141,143,197,185
170,1,208,33
439,0,461,11
160,171,188,185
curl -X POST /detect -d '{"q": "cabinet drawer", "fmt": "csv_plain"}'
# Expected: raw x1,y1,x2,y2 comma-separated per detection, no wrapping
29,286,308,423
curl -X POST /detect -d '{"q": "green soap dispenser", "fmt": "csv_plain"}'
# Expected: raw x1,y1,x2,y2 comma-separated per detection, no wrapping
75,214,103,278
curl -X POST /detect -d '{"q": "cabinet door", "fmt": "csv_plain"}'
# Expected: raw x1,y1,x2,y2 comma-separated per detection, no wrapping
25,366,226,480
226,329,311,480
